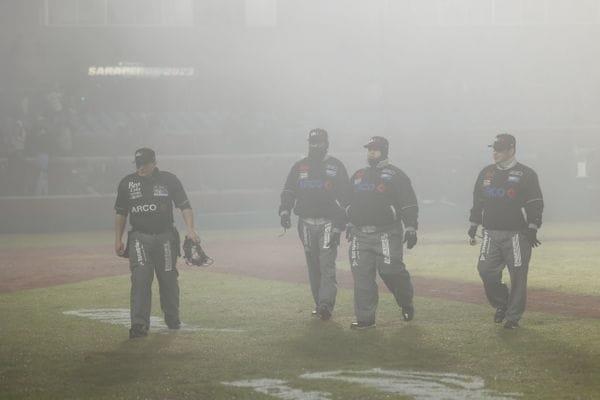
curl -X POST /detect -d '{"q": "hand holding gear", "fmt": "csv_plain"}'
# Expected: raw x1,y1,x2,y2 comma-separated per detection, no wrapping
280,211,291,230
525,227,541,248
182,237,214,267
404,230,418,249
468,225,478,246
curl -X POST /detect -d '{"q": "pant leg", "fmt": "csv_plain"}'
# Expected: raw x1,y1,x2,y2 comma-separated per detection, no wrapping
154,230,181,327
377,227,414,308
298,220,321,307
350,231,378,324
477,230,509,310
129,232,155,329
317,222,338,312
502,232,532,322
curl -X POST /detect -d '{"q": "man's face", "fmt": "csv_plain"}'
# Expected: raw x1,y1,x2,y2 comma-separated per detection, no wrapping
136,162,156,177
367,148,382,162
493,148,515,164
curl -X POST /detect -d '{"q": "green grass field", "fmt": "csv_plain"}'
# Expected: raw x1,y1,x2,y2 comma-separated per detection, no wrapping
1,223,600,399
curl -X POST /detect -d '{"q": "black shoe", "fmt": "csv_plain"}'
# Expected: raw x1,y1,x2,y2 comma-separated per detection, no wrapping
129,324,148,339
318,305,332,321
503,320,520,329
494,308,506,324
401,305,414,321
350,321,376,330
165,315,181,330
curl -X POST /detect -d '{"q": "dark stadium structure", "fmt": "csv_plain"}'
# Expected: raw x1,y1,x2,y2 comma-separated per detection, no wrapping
1,0,599,232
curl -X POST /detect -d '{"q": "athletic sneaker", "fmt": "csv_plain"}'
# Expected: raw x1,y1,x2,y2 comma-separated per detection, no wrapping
318,305,332,321
350,321,376,330
402,305,415,321
503,320,520,329
311,310,318,317
129,324,148,339
494,308,506,323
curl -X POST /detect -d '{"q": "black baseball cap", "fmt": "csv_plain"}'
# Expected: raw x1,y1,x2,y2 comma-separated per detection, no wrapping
308,128,328,145
489,134,516,152
364,136,389,151
134,148,156,168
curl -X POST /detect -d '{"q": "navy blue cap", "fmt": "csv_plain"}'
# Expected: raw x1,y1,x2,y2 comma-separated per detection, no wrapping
489,134,516,152
308,128,328,145
134,148,156,168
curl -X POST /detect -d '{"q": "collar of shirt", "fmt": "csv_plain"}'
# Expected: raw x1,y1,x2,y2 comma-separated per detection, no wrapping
496,158,517,171
368,159,390,169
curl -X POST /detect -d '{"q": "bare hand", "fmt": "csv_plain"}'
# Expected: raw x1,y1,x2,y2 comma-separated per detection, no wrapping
115,241,125,257
186,230,201,244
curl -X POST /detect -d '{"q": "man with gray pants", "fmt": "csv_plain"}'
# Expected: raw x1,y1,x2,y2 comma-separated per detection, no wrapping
114,148,201,338
347,136,419,329
279,129,350,320
469,134,544,329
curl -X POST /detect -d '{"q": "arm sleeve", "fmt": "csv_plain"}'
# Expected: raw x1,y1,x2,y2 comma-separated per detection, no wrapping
170,175,192,210
114,179,129,216
393,173,419,230
523,171,544,228
469,170,485,225
279,164,297,215
332,162,351,230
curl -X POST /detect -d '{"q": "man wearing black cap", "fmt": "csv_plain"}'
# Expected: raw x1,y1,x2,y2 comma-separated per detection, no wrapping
346,136,419,329
278,129,351,320
469,134,544,329
114,148,200,338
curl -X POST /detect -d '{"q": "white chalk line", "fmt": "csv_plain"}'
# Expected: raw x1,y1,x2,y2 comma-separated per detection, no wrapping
223,368,521,400
63,308,245,333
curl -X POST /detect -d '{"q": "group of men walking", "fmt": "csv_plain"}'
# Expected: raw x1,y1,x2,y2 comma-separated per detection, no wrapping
278,129,544,330
114,129,543,338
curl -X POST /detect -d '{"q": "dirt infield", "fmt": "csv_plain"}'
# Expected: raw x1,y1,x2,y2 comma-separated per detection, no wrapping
1,236,599,319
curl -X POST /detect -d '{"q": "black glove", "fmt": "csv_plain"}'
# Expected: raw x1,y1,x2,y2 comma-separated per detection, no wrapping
525,227,541,248
404,230,418,249
345,226,353,242
280,212,291,230
182,237,214,267
326,231,341,248
468,225,478,239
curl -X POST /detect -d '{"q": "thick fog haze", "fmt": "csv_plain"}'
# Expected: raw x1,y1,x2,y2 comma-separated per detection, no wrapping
0,0,599,232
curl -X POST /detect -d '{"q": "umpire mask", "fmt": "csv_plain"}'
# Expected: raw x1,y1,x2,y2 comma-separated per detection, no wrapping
307,128,329,161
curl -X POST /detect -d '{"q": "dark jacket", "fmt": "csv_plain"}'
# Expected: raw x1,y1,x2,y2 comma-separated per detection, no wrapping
347,160,418,229
279,155,351,230
470,162,544,231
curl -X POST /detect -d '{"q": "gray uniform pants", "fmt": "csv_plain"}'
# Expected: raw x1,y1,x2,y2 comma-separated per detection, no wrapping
128,229,180,329
349,225,413,324
477,229,532,323
298,218,338,313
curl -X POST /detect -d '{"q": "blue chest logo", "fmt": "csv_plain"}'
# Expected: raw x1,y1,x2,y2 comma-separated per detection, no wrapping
484,187,506,198
299,180,325,189
355,182,376,192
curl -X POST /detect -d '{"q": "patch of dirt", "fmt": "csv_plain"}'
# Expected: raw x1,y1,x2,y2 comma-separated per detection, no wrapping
1,236,599,319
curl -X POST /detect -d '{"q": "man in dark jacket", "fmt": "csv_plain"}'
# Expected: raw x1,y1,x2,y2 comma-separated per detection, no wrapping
278,129,351,320
469,134,544,329
347,136,419,329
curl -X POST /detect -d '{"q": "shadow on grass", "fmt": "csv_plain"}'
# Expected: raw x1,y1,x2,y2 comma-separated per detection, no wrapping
276,320,455,373
63,332,197,396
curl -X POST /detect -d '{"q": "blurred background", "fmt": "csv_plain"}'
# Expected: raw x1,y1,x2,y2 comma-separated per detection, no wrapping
1,0,599,232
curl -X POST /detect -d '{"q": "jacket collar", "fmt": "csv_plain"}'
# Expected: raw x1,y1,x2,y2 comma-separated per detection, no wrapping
496,158,517,171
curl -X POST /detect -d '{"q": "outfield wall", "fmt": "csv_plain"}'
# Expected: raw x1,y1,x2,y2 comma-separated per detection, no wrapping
0,190,278,233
